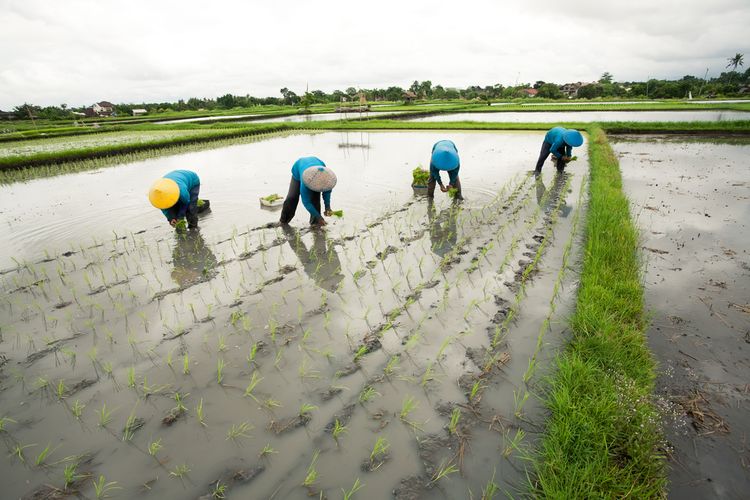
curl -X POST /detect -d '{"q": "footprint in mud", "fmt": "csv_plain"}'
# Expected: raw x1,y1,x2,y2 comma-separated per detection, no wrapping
198,465,265,500
268,413,312,434
393,475,433,500
324,404,356,433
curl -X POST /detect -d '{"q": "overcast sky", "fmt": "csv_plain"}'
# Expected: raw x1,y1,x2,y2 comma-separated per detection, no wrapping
1,0,748,109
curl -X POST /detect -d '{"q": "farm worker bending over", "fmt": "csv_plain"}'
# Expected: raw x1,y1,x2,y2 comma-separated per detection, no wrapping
429,140,462,200
148,170,201,230
534,126,583,174
280,156,337,226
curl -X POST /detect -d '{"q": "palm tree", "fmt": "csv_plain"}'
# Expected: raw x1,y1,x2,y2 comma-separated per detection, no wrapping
726,53,744,71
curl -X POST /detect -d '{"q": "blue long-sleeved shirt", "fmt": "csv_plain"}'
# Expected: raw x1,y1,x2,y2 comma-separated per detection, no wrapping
160,170,200,220
291,157,332,220
429,140,460,186
544,127,573,159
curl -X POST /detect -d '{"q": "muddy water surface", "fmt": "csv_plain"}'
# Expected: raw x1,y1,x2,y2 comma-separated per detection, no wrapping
614,135,750,499
0,131,586,499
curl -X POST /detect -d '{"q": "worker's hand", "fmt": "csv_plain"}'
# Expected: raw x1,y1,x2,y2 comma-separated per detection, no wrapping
324,209,333,217
562,156,572,162
439,185,448,193
169,219,178,227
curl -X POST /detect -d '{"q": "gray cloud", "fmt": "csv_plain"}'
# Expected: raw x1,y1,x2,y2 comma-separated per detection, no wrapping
0,0,747,109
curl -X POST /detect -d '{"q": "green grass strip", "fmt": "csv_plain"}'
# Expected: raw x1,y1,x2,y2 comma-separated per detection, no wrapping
531,125,666,498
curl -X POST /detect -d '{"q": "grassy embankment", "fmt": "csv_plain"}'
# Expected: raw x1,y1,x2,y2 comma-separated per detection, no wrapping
530,125,666,497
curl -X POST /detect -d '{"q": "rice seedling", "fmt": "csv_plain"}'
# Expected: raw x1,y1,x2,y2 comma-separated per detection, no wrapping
259,443,277,459
97,403,113,427
469,380,484,404
244,371,263,401
431,458,459,482
173,391,189,414
359,385,380,403
342,478,364,500
35,443,57,466
399,395,419,421
383,355,400,377
481,469,500,500
421,362,435,387
299,403,317,416
247,342,259,366
196,398,207,426
70,399,85,419
63,461,85,490
513,390,529,419
55,379,67,399
353,345,368,363
302,450,320,488
216,358,225,384
331,419,348,441
0,416,16,432
263,398,282,410
503,428,526,457
169,464,191,478
127,367,136,388
226,421,253,442
210,480,227,499
448,407,461,435
92,475,120,499
9,443,35,463
148,438,162,456
369,437,390,469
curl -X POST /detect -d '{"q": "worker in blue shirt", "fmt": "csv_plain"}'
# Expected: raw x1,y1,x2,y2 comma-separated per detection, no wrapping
148,169,203,229
428,139,462,200
534,127,583,174
280,156,337,226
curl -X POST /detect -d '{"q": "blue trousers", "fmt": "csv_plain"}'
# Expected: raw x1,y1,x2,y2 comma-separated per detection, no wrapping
535,141,565,173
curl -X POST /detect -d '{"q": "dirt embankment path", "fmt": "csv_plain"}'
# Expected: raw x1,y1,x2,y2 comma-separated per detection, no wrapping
615,135,750,499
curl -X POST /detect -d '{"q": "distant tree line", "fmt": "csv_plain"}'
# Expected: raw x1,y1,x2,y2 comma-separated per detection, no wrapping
5,66,749,119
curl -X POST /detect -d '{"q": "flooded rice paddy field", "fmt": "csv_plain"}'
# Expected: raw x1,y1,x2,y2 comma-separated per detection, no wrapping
407,110,750,123
0,131,587,499
154,111,406,126
613,135,750,499
0,130,233,159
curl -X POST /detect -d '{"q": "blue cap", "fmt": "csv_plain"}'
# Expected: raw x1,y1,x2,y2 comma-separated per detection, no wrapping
431,147,459,171
563,129,583,147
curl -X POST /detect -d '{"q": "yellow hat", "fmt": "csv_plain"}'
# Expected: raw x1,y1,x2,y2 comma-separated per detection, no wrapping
149,178,180,209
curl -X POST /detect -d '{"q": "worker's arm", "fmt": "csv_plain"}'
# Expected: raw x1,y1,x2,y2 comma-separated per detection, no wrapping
322,190,333,216
550,138,565,158
300,183,322,221
430,163,444,186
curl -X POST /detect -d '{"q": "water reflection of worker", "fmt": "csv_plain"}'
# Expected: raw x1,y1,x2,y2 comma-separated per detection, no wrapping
149,170,201,229
427,199,460,257
428,140,463,200
534,172,572,218
280,157,338,226
534,127,583,174
282,226,343,292
170,230,218,287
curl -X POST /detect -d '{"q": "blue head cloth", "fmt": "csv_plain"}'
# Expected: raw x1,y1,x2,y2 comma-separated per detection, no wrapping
563,129,584,147
431,146,459,171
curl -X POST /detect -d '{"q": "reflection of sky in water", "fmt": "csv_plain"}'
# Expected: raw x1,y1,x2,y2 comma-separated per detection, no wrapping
409,110,750,123
0,130,575,268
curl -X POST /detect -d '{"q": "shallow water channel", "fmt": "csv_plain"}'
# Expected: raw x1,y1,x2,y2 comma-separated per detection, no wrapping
613,135,750,499
0,131,587,499
407,110,750,123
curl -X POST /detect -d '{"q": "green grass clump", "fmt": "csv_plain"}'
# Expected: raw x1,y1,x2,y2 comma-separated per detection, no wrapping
532,125,666,497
